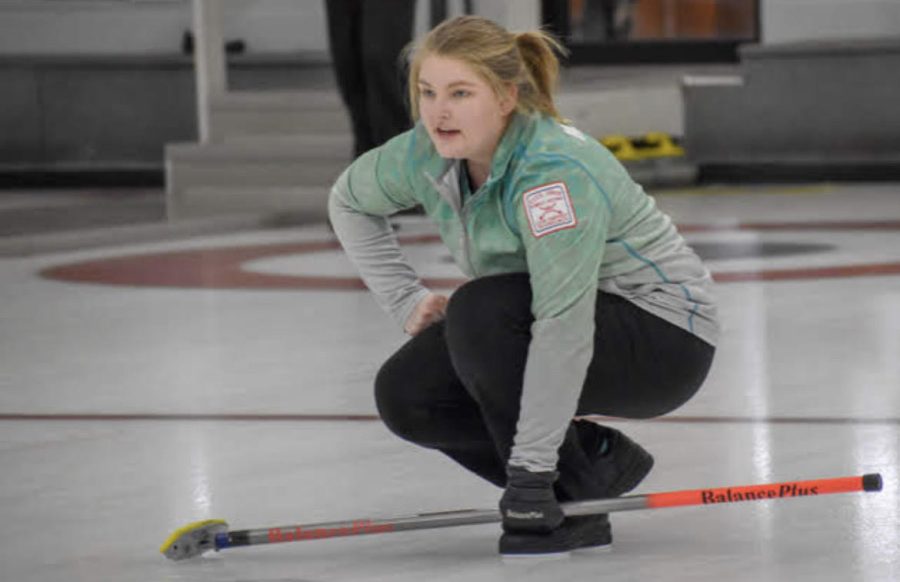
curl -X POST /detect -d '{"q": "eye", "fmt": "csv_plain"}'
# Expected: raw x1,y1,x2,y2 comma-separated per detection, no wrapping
420,88,435,98
452,89,471,98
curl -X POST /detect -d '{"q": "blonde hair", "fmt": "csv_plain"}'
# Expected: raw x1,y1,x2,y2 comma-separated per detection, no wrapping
406,15,567,122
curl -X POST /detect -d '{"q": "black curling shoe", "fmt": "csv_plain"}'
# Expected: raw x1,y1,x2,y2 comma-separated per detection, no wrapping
577,422,654,497
499,513,612,557
498,424,651,558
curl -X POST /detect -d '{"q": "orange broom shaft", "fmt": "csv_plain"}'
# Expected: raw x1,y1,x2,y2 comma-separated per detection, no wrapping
646,474,881,509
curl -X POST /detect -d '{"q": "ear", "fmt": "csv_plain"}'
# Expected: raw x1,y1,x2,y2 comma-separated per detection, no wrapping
498,83,518,116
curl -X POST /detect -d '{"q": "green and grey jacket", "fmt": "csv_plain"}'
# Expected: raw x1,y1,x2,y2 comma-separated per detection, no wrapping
329,112,719,473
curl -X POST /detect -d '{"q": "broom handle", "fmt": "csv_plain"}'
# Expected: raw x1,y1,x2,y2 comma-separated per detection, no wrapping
216,473,882,550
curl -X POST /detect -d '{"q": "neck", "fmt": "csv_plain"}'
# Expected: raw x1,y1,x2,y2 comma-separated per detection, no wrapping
466,159,490,190
465,112,515,190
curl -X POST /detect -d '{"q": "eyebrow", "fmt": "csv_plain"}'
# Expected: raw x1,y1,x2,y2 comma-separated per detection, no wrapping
417,79,477,88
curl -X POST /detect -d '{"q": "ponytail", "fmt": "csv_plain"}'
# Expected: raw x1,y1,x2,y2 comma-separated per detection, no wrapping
514,31,567,122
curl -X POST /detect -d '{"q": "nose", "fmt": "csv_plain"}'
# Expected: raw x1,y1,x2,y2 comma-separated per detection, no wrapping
434,96,450,119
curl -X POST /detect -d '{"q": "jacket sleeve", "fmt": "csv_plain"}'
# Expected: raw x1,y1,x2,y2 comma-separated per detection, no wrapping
328,135,431,328
507,156,616,473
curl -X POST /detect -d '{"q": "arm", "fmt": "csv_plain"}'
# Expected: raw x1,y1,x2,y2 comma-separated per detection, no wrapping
499,164,612,534
327,142,433,330
508,169,612,473
509,288,598,472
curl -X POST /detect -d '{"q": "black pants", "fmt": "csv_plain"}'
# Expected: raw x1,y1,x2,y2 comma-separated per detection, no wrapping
375,274,714,501
324,0,416,157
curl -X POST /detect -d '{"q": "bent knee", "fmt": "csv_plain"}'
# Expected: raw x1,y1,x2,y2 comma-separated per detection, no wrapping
374,362,430,444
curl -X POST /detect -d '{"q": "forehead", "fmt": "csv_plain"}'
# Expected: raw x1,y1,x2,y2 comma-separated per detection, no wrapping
418,55,487,87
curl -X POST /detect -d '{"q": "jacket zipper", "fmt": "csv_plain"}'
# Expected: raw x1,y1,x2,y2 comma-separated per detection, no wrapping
427,165,477,277
459,199,475,276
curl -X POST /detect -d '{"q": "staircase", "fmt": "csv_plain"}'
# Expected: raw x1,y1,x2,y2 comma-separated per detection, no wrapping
165,89,351,221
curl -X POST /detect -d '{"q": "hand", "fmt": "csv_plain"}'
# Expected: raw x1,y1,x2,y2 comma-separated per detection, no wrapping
404,293,448,336
499,466,564,533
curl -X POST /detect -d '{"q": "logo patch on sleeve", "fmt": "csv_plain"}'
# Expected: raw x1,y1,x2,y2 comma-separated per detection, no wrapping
522,181,577,238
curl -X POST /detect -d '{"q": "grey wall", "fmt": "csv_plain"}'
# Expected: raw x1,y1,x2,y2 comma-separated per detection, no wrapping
0,56,199,170
0,55,343,172
0,66,42,163
0,0,328,56
763,0,900,42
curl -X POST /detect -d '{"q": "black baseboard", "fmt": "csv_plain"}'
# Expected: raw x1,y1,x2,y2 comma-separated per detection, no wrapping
698,162,900,183
0,169,164,189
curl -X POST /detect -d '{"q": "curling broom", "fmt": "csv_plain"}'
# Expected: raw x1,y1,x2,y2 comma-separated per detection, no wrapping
161,472,882,561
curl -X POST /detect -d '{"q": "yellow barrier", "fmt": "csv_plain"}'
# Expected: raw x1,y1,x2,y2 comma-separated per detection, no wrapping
599,133,685,161
600,135,641,161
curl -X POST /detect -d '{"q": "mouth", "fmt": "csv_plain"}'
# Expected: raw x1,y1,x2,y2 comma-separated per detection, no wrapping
435,127,462,139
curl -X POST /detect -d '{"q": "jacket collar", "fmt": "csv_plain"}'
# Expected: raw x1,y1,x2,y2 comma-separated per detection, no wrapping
487,111,531,184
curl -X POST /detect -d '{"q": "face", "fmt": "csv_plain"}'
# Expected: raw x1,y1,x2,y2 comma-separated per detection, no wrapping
417,55,517,167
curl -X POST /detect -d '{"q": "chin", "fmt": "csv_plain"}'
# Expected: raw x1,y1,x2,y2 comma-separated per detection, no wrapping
434,144,462,159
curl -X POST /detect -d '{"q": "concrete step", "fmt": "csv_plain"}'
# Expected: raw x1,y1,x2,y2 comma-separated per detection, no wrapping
165,136,350,221
167,155,345,191
681,74,745,88
166,137,350,186
682,39,900,176
167,133,353,161
168,185,329,222
557,85,684,137
209,90,352,141
623,158,697,189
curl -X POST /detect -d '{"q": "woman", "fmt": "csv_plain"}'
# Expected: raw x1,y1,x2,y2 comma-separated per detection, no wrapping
328,15,719,556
